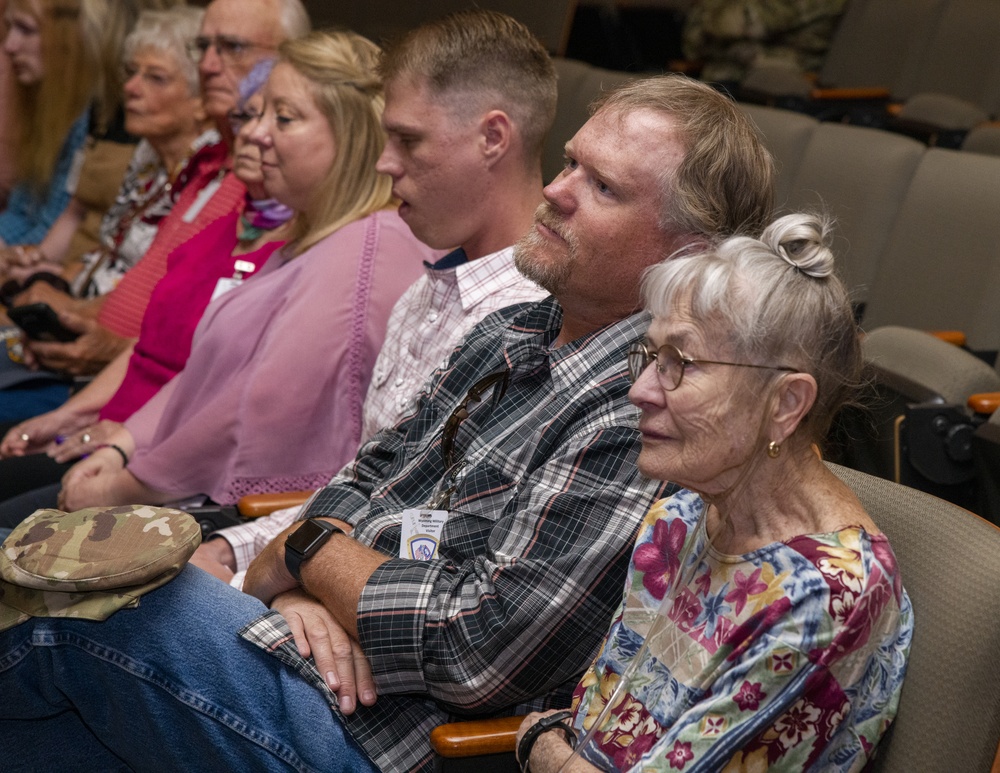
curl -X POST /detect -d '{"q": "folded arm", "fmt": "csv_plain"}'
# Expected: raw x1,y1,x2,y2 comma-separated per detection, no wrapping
246,424,665,715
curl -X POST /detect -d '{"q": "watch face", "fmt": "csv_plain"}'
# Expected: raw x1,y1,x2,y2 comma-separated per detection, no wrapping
286,519,335,556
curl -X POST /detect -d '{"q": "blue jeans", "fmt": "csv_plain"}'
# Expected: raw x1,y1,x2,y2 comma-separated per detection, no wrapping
0,566,381,772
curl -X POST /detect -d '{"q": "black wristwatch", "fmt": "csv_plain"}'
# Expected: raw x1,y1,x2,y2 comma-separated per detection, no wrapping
284,518,345,583
516,710,577,773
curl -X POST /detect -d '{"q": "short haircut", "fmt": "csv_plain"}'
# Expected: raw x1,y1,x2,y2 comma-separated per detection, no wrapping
276,0,309,40
277,30,392,253
123,6,204,96
643,213,861,440
595,75,775,241
81,0,189,135
378,9,556,163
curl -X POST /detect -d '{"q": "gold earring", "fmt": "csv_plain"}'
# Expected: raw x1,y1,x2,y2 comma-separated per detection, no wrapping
767,440,781,458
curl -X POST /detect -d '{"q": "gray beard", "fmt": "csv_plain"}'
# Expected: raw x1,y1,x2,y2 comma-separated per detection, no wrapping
513,225,574,295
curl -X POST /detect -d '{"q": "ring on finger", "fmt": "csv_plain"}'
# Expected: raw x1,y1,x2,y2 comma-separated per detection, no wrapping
81,433,92,444
19,432,29,442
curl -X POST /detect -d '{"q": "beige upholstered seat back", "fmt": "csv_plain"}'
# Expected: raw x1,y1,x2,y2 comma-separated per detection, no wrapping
962,123,1000,156
829,463,1000,772
784,123,923,305
739,104,817,209
862,326,1000,405
818,0,946,92
892,0,1000,110
861,148,1000,349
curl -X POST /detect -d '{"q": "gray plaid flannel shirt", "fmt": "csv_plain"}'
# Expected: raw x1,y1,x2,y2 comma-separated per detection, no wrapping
241,297,673,772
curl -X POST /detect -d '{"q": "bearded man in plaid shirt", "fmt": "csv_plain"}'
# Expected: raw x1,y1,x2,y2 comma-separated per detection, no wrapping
0,71,774,773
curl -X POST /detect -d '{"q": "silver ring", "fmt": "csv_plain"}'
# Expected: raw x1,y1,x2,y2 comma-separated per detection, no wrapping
19,433,29,442
81,433,92,444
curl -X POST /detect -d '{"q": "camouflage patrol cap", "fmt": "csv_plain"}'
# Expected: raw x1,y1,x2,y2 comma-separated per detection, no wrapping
0,504,201,632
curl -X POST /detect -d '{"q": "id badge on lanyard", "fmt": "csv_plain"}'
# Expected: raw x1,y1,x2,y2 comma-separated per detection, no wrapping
210,259,256,301
399,509,448,560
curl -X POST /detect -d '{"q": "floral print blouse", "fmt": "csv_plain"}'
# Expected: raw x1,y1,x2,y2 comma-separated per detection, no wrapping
569,489,913,772
70,129,221,299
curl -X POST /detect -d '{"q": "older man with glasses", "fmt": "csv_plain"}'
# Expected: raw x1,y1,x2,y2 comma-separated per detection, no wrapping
0,74,775,773
10,0,308,374
0,0,309,496
187,0,308,142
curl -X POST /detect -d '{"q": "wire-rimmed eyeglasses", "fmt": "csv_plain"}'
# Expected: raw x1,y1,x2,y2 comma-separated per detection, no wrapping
626,340,797,391
186,35,275,65
440,370,509,469
426,369,509,509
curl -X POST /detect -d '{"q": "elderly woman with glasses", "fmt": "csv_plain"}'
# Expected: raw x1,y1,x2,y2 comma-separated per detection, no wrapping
0,29,433,519
515,213,913,773
0,6,222,422
0,0,191,275
0,59,288,502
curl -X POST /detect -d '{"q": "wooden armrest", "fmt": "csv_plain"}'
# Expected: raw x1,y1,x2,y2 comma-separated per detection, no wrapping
236,490,315,518
430,716,523,758
968,392,1000,415
929,330,967,347
809,86,890,101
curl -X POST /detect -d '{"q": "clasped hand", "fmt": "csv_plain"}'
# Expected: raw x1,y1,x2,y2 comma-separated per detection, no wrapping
271,588,377,715
58,422,136,511
0,408,95,458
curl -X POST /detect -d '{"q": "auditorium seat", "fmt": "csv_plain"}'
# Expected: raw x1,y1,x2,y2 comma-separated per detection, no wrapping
782,121,923,310
738,104,817,209
861,148,1000,351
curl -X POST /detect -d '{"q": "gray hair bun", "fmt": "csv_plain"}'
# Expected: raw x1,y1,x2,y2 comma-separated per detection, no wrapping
761,213,834,279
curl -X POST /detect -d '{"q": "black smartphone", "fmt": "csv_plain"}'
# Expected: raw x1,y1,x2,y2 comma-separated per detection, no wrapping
8,302,80,342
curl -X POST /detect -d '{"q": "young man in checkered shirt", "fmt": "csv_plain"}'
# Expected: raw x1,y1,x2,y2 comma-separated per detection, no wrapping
190,10,553,584
0,18,776,773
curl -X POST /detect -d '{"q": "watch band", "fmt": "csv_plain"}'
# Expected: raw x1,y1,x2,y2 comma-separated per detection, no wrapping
284,518,345,583
516,710,577,773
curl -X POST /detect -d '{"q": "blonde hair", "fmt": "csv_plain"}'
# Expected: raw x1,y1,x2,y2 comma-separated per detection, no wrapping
378,10,556,165
10,0,93,190
278,30,392,253
596,75,775,241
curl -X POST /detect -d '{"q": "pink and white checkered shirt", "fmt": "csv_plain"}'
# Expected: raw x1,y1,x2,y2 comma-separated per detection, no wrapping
222,245,547,575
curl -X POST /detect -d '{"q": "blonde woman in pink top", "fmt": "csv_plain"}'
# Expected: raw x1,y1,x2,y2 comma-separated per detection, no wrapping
0,30,434,518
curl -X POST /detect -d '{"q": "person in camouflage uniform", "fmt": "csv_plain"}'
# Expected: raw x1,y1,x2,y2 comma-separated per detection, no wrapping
683,0,849,84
